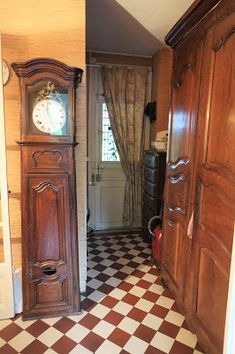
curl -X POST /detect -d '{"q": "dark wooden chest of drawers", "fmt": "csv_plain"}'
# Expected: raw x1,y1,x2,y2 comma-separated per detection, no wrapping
142,150,166,236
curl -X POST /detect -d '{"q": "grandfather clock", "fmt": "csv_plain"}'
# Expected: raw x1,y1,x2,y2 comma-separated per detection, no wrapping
12,58,83,319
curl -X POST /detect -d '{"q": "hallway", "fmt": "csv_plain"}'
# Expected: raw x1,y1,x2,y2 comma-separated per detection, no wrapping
0,233,204,354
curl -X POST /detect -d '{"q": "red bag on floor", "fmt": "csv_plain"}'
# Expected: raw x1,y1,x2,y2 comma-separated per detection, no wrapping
148,216,162,270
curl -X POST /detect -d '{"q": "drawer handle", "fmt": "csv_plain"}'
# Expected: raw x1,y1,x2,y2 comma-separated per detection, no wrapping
42,267,56,276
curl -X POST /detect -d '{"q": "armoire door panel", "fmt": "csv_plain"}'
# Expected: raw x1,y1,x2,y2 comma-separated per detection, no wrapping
190,10,235,353
162,40,203,302
207,29,235,174
196,247,229,348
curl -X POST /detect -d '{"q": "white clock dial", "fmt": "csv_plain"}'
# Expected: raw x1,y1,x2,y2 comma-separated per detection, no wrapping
32,99,66,134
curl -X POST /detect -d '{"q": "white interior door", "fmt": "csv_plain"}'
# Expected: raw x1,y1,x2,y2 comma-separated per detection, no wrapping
88,67,126,230
0,34,15,319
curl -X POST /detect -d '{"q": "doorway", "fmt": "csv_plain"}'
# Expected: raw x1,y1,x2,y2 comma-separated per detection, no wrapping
88,67,126,231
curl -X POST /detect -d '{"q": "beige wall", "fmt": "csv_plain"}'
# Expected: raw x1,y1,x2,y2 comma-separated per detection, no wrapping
1,1,87,291
150,48,173,141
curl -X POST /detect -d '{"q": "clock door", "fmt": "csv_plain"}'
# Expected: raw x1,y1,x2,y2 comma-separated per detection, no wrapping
12,58,83,319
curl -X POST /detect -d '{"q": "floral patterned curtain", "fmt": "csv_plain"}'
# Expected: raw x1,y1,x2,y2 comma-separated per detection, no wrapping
101,66,148,228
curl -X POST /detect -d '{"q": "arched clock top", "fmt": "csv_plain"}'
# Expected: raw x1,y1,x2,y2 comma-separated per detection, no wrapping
11,57,83,85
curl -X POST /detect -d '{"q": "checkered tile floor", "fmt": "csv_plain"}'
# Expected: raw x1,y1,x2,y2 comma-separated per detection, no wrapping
0,233,205,354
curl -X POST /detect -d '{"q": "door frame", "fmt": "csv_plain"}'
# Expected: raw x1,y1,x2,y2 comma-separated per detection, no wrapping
0,33,15,319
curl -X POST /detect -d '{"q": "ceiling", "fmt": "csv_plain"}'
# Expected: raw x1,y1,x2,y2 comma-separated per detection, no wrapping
87,0,194,56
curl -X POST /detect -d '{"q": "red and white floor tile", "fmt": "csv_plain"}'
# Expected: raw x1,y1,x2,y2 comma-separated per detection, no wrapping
0,233,205,354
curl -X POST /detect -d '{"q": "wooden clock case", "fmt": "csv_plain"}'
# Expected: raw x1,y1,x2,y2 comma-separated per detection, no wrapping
12,58,83,319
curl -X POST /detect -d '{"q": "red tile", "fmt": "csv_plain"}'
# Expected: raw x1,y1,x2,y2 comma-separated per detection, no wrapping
119,350,130,354
51,335,77,354
108,328,131,347
80,332,104,352
145,345,166,354
95,273,110,282
127,307,147,322
127,261,140,268
53,317,76,333
26,320,50,337
136,279,152,289
118,281,133,292
81,298,96,311
158,320,180,338
148,267,159,275
103,310,124,326
171,302,180,312
0,344,18,354
134,324,156,342
143,290,160,303
98,283,114,294
79,313,100,330
150,304,169,318
21,340,48,354
122,293,139,306
100,295,119,308
169,341,194,354
131,270,145,278
0,323,22,341
113,271,127,280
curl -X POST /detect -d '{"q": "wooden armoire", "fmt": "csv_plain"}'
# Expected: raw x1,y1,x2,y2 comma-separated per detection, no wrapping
161,1,235,353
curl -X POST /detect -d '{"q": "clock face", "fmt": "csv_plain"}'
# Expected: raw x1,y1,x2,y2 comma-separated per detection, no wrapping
32,99,66,135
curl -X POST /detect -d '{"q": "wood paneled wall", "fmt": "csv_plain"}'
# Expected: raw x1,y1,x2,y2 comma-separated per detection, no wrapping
150,49,173,141
1,2,87,291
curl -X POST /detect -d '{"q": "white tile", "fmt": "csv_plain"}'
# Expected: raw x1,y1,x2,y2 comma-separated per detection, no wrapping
66,323,89,342
103,268,117,276
95,339,121,354
151,332,174,353
129,249,140,256
87,278,103,289
0,319,12,330
70,343,93,353
113,301,133,315
129,286,146,297
142,273,158,283
37,327,63,347
135,298,154,312
68,310,88,323
116,258,129,265
109,288,127,300
88,290,106,303
165,310,185,327
142,313,163,330
125,275,140,285
100,259,113,267
113,251,125,257
148,283,164,295
120,266,134,274
0,337,6,348
105,277,122,287
99,252,110,259
136,265,151,273
88,260,97,268
9,330,35,352
118,317,139,334
92,320,115,338
176,328,198,348
193,350,204,354
89,304,110,319
132,256,145,263
87,268,100,278
156,295,175,309
14,317,36,329
124,336,149,353
44,349,58,354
